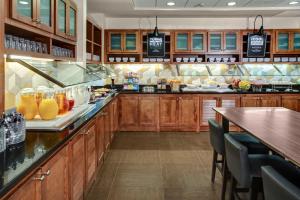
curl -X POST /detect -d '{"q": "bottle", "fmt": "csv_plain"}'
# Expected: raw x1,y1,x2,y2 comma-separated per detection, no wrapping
55,89,69,115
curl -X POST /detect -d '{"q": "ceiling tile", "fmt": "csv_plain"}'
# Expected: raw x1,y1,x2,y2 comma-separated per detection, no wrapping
134,0,156,7
156,0,189,8
186,0,219,7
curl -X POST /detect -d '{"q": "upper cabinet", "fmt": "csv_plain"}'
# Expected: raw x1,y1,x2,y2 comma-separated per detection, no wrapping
274,30,300,53
55,0,77,41
107,30,140,53
11,0,54,33
173,31,206,53
208,31,240,53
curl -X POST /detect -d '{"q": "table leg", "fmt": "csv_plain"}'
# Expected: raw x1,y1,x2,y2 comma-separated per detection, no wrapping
222,117,229,133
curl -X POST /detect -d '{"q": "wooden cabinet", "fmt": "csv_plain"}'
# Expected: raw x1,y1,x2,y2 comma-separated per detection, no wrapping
159,95,199,131
11,0,55,33
200,96,219,130
103,107,111,150
274,30,300,53
55,0,77,40
173,31,206,53
96,112,105,165
107,30,140,53
139,96,159,131
208,31,240,53
282,95,300,112
119,95,139,131
241,96,260,107
85,121,97,190
112,99,119,133
69,131,85,200
260,96,281,107
41,146,69,200
241,95,281,107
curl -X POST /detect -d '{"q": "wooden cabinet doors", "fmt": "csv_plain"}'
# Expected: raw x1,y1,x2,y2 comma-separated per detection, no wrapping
241,95,281,107
200,96,219,131
69,132,85,200
178,96,199,131
8,170,42,200
139,96,159,131
103,107,111,150
174,31,206,53
191,32,206,53
55,0,77,40
41,146,69,200
282,96,300,112
275,30,300,53
119,95,139,131
208,32,223,52
208,31,240,53
107,31,140,53
96,113,105,165
174,32,189,52
85,122,97,190
260,96,281,107
241,96,261,107
124,31,139,52
11,0,54,32
159,95,178,131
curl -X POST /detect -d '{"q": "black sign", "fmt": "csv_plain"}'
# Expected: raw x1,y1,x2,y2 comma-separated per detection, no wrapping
247,33,267,57
147,33,165,57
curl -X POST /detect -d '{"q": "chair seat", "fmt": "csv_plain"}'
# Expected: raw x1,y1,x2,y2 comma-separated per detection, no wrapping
229,132,269,154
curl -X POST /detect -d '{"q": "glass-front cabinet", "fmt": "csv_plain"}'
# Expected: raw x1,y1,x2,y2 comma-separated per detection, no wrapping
208,31,240,53
174,31,206,53
55,0,77,41
11,0,54,32
275,30,300,53
107,31,139,53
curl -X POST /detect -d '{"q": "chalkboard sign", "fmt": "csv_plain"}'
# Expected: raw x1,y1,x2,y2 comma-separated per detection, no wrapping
147,33,165,57
247,33,267,57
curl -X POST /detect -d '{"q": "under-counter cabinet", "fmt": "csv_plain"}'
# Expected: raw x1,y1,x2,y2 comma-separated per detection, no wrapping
11,0,55,32
281,95,300,112
119,95,139,131
106,30,140,53
274,30,300,53
96,112,105,166
173,31,206,53
55,0,77,40
139,96,159,131
241,95,281,107
208,31,240,53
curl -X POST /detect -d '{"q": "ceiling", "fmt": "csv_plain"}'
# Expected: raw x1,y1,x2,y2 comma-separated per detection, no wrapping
87,0,300,17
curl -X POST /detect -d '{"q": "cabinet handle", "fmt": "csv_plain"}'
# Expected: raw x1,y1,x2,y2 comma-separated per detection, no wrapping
33,175,45,181
42,170,51,176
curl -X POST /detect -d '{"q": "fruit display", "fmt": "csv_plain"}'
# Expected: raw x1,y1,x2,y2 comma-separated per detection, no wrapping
238,80,251,91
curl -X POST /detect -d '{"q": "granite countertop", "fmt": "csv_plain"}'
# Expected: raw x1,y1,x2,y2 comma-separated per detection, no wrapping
0,93,118,197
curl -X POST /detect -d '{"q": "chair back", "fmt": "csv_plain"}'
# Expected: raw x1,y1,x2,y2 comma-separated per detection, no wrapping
262,166,300,200
224,134,251,188
208,119,225,155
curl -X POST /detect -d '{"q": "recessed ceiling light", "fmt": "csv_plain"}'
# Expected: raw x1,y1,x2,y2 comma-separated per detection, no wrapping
289,1,299,4
227,1,236,6
167,1,175,6
19,1,29,4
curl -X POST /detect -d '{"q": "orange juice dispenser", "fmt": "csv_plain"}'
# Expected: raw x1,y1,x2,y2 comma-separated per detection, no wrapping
16,88,39,120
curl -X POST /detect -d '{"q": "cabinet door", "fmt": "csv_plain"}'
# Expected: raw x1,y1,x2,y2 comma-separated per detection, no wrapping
109,103,114,142
97,114,105,164
11,0,37,26
208,32,223,52
124,32,139,52
85,123,97,189
55,0,67,38
159,96,178,131
191,32,206,52
276,31,290,52
108,32,123,52
41,147,68,200
260,96,281,107
241,96,260,107
8,170,42,200
113,100,119,133
36,0,54,32
68,2,77,41
103,108,111,150
224,32,239,53
175,32,189,52
139,96,159,131
292,32,300,52
69,133,85,200
119,96,139,131
200,97,218,131
178,96,199,131
282,96,300,112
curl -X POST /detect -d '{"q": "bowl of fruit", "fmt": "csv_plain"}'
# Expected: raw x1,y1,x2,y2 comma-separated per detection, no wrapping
238,80,251,92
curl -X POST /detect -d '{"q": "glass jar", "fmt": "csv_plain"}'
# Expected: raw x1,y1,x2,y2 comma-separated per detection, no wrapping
66,88,75,111
16,88,39,120
36,86,49,106
55,89,69,115
39,89,59,120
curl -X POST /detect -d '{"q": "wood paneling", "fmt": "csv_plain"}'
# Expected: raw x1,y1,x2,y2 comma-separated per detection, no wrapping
96,113,105,165
119,95,139,131
85,121,97,190
103,107,111,150
260,95,281,107
159,95,178,131
41,146,69,200
241,95,260,107
178,96,199,131
139,96,159,131
282,95,300,112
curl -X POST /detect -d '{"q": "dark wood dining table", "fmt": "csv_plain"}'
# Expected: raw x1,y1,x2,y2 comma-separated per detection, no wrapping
213,107,300,167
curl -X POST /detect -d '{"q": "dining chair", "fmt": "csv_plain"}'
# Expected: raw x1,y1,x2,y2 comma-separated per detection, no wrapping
224,134,292,200
262,165,300,200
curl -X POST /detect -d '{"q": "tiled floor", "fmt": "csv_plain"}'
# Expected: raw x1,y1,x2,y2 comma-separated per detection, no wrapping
87,132,223,200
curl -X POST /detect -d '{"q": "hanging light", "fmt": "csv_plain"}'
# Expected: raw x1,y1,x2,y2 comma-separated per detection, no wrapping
152,16,159,37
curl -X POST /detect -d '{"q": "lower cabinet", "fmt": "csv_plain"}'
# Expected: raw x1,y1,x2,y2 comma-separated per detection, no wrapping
241,95,281,107
199,96,218,131
119,95,139,131
282,95,300,112
103,107,111,150
159,95,178,131
96,112,105,166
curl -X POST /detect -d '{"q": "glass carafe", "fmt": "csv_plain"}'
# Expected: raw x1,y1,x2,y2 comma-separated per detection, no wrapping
55,89,69,115
39,89,59,120
16,88,39,120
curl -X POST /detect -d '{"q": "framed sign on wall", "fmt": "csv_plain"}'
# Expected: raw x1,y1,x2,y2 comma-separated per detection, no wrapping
147,33,165,57
247,33,267,57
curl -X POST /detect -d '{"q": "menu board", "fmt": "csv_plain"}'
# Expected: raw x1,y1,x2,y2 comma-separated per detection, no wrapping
147,33,165,57
247,33,267,57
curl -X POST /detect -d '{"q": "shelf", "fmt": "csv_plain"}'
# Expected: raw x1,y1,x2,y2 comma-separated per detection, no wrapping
105,62,141,64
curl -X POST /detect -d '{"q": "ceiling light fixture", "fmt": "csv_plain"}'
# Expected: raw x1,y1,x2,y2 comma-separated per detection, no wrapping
19,1,29,5
167,1,175,6
289,1,299,4
227,1,236,6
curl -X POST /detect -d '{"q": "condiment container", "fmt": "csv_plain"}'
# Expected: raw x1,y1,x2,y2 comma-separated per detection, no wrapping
16,88,39,120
